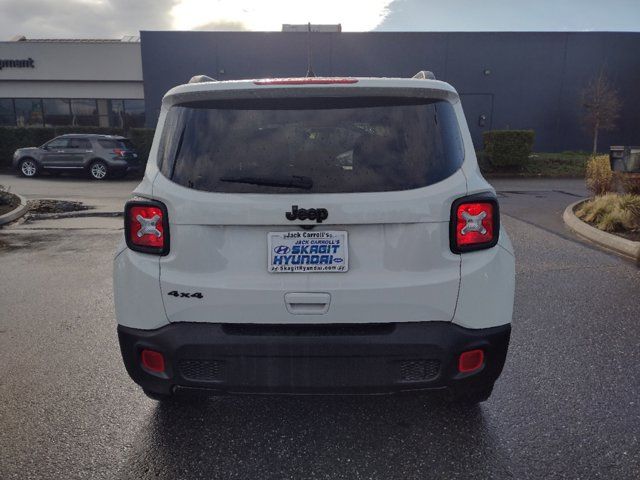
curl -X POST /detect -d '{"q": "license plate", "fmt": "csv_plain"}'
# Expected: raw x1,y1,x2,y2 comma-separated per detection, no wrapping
268,231,348,273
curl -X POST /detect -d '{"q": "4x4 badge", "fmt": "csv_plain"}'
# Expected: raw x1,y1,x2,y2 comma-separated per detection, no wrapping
285,205,328,223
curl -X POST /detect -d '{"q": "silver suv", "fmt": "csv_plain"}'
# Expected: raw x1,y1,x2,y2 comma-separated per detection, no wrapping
12,134,142,180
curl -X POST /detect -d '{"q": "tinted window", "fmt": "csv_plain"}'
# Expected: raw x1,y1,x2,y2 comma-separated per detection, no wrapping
124,99,145,128
108,100,125,128
43,99,71,126
97,138,134,150
68,138,92,149
46,138,69,149
0,99,15,125
15,99,43,126
70,99,98,126
159,97,464,194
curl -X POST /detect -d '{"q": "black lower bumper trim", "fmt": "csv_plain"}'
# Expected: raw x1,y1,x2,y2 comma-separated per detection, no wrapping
117,321,511,396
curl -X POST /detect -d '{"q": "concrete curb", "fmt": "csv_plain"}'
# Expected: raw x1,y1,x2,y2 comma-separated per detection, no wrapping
28,210,122,220
563,200,640,263
0,193,28,227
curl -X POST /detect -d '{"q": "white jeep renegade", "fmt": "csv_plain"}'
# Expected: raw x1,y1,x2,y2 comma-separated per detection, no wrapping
114,72,515,403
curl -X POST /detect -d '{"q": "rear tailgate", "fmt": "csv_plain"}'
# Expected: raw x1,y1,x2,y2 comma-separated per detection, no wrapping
153,81,466,324
156,177,464,324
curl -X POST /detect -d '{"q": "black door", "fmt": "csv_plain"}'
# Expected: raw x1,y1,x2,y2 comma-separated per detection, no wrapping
459,94,493,151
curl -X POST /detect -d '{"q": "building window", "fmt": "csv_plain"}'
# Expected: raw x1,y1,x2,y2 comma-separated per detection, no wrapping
1,98,145,129
96,100,109,127
0,99,15,125
15,99,43,126
70,99,99,126
108,100,125,128
43,99,72,126
124,99,145,128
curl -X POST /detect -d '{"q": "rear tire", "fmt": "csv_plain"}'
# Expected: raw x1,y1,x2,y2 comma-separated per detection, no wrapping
19,158,39,178
449,385,493,404
88,160,109,180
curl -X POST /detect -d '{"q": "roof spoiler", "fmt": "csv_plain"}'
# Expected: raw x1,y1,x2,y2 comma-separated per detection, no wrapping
188,75,217,84
412,70,436,80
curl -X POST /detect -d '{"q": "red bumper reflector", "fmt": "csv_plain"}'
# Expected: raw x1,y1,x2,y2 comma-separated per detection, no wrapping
458,349,484,373
141,349,165,373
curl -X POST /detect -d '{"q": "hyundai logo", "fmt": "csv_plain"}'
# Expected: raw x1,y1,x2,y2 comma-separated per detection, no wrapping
274,245,290,254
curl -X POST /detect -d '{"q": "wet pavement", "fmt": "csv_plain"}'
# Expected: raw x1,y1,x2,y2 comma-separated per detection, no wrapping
0,178,639,479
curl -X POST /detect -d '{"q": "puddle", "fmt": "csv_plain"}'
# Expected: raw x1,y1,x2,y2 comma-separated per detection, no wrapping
28,199,90,214
498,190,585,199
0,233,56,251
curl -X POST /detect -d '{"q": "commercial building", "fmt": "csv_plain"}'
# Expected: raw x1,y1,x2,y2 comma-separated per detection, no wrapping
140,31,640,151
2,31,639,152
0,36,145,129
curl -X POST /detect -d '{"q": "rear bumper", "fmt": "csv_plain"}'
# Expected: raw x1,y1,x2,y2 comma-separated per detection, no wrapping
107,159,143,172
125,163,144,173
117,321,510,396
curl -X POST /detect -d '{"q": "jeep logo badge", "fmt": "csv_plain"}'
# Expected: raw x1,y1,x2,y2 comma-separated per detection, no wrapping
285,205,328,223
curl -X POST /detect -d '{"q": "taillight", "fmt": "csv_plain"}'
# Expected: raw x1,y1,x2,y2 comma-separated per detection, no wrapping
113,148,126,157
124,200,170,255
450,195,499,253
253,77,358,85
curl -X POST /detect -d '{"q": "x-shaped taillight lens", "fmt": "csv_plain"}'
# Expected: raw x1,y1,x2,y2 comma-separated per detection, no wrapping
125,201,169,255
451,197,499,253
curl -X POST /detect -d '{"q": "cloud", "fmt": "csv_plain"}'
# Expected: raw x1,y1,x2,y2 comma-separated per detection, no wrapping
0,0,176,39
170,0,393,31
0,0,392,38
4,0,637,39
194,20,248,31
377,0,640,31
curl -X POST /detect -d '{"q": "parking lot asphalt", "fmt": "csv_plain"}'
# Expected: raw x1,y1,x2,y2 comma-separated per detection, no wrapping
0,177,639,479
0,173,140,213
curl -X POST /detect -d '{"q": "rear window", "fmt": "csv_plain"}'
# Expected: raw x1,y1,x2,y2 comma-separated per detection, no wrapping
159,97,464,193
97,138,134,150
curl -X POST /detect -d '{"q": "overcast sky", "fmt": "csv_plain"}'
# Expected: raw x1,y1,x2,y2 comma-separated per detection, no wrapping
1,0,639,39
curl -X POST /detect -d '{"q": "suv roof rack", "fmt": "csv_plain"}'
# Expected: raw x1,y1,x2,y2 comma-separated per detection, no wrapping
59,133,122,138
188,75,217,84
412,70,436,80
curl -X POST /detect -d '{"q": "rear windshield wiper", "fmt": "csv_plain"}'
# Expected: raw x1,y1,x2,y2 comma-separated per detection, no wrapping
220,174,313,190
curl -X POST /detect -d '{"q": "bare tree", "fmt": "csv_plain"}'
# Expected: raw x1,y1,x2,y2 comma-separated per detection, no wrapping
580,71,621,154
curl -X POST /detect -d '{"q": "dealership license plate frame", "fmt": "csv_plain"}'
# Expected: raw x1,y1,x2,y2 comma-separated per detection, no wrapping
267,231,349,273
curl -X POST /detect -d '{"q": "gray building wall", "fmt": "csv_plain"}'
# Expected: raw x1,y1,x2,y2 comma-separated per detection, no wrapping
140,31,640,152
0,40,143,99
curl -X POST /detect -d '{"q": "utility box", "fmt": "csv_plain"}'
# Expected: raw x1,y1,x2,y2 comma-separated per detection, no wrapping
610,146,640,172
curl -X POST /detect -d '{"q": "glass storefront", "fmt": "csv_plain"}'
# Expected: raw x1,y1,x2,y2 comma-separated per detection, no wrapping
0,98,15,125
108,99,125,128
43,99,72,126
0,98,145,129
15,99,44,126
70,99,99,126
123,99,145,128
